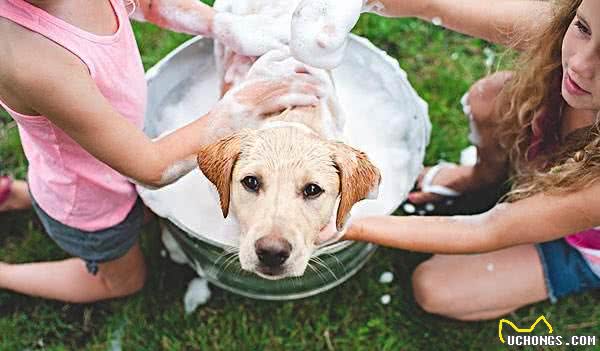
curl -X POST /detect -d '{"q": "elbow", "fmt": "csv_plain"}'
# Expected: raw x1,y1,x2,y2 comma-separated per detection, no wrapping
136,158,198,189
127,161,171,190
128,173,165,190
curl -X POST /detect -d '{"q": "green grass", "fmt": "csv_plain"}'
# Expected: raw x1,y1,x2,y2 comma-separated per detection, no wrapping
1,12,599,351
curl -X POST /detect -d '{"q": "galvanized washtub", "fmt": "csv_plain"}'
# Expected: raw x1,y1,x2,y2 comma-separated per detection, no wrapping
138,35,430,300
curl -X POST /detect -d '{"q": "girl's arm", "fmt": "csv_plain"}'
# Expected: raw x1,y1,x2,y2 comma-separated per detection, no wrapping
129,0,290,57
2,34,321,188
375,0,551,48
130,0,215,36
345,181,600,254
290,0,551,68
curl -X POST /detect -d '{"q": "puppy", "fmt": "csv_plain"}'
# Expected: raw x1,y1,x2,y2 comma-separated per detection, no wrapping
197,0,380,280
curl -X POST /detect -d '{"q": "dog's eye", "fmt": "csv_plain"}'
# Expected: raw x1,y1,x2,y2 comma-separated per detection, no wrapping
241,176,260,192
303,183,323,198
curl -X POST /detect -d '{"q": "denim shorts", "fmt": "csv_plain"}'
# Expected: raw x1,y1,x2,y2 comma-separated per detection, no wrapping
31,196,144,275
536,239,600,303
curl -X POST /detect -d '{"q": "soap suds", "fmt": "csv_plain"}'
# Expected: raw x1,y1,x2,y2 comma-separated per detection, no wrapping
379,271,394,284
184,277,212,313
431,17,443,26
290,0,364,69
460,145,477,167
157,3,212,36
461,91,482,146
213,11,290,57
403,203,416,214
161,226,189,265
380,294,391,304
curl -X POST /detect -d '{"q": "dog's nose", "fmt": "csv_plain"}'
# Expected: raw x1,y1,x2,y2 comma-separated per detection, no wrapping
255,235,292,268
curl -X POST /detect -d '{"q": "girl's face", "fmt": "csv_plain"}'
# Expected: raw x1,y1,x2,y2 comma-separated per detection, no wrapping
561,0,600,112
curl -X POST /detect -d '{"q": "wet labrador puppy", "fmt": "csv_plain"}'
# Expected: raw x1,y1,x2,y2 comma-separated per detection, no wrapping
197,0,380,280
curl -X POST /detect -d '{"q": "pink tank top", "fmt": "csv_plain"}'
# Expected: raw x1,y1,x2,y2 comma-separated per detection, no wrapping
566,230,600,277
0,0,147,231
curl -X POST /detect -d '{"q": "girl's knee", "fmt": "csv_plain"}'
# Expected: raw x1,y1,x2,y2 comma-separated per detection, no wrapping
411,259,454,315
100,263,146,298
97,247,147,298
466,71,514,126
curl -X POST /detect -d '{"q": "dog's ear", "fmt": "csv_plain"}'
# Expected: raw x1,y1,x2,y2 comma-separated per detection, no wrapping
331,142,381,231
197,133,244,218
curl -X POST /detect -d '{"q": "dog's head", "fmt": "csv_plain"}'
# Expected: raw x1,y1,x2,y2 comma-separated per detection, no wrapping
197,126,380,279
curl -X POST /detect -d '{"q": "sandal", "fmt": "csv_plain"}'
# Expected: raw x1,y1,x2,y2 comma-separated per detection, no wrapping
420,161,462,198
401,147,506,216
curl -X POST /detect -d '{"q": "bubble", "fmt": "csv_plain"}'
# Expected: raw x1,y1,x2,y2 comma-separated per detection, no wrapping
431,17,443,26
379,271,394,284
380,294,391,304
403,203,416,214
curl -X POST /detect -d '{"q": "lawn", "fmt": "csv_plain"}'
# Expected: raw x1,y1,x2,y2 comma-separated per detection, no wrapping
1,7,599,351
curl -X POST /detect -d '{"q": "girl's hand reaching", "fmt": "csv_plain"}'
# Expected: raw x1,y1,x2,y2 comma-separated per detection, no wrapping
315,214,350,247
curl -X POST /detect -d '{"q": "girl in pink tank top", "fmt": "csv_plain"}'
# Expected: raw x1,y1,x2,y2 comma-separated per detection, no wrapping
0,0,322,302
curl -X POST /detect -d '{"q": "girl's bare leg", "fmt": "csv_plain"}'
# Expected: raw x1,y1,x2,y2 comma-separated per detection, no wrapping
411,244,548,321
0,179,32,212
0,242,146,303
409,71,513,205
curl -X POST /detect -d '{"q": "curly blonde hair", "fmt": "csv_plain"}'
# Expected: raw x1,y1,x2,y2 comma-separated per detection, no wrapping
497,0,600,202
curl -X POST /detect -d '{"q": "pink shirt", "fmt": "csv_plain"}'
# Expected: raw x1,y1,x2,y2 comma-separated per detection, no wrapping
0,0,147,231
566,230,600,278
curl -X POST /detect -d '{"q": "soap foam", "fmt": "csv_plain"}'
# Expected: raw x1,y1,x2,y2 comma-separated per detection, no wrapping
214,0,381,70
156,2,212,35
290,0,365,69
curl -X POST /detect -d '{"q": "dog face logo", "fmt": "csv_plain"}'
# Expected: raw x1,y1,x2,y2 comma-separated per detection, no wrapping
498,316,554,343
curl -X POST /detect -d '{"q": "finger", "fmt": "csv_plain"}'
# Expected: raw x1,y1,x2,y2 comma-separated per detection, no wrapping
407,191,443,205
244,77,323,101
